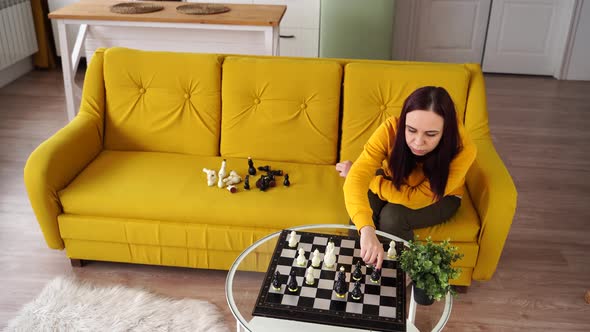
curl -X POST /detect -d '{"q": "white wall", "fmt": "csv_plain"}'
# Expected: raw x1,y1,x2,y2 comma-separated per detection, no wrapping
566,0,590,80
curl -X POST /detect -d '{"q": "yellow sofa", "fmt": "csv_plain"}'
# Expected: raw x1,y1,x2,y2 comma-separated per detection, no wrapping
24,47,516,286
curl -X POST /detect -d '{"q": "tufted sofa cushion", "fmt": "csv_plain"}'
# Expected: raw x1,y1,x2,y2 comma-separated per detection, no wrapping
340,62,471,162
103,48,223,155
220,57,342,165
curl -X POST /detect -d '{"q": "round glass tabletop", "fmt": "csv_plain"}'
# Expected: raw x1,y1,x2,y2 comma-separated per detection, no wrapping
225,224,452,332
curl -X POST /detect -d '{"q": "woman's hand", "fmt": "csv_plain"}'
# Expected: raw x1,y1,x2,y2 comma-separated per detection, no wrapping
335,160,353,178
359,226,384,269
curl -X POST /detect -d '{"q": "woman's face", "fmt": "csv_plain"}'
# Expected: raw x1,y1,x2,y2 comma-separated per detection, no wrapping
405,109,444,156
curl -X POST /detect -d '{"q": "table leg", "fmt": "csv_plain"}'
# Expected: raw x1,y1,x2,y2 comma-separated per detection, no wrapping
264,27,275,56
57,21,76,121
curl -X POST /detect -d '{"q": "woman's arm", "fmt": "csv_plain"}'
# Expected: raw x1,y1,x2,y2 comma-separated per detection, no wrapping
343,119,395,230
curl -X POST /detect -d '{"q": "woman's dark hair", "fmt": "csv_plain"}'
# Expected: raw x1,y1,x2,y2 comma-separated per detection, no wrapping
388,86,462,201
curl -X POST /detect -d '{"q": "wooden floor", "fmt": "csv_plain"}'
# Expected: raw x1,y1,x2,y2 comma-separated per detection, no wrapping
1,68,589,331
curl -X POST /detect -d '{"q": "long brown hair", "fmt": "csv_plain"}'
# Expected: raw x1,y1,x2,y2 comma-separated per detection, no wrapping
388,86,461,201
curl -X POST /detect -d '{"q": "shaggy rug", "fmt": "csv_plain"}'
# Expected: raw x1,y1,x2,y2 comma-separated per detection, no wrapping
4,276,230,332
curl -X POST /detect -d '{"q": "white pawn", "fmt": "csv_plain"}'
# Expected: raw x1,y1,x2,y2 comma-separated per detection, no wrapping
305,266,315,285
296,248,307,266
324,249,336,268
223,170,242,185
311,249,321,268
387,240,397,258
288,231,298,248
217,159,227,188
202,168,217,187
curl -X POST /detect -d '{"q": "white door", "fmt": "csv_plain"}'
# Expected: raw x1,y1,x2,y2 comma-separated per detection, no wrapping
482,0,577,76
395,0,491,63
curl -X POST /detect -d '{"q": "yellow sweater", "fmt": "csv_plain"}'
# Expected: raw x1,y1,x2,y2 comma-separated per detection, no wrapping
343,116,477,231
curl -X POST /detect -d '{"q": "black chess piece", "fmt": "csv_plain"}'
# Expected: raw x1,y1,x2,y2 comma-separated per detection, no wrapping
271,270,281,290
269,169,283,176
244,175,250,190
247,157,256,176
370,268,381,283
333,267,347,297
351,280,362,301
283,174,290,187
287,270,299,293
258,165,271,172
352,260,362,281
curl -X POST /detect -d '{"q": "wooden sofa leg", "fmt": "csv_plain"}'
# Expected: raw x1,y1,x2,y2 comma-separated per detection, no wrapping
453,285,469,294
70,259,84,267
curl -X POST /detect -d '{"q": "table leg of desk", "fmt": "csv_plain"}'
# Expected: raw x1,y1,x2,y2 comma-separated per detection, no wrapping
57,21,76,122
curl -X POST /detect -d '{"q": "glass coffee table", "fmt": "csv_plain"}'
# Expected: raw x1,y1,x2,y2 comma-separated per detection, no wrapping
225,224,452,332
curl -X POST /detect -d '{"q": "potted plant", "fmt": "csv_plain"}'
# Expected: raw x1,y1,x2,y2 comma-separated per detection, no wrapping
399,236,463,305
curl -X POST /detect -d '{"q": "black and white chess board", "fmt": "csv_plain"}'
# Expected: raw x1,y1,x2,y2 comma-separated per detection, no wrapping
252,230,407,332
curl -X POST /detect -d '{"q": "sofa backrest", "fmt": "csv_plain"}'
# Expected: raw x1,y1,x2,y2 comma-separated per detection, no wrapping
220,57,342,165
102,48,222,156
339,62,473,162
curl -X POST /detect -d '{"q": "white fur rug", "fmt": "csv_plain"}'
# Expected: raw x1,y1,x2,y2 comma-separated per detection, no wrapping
4,276,230,332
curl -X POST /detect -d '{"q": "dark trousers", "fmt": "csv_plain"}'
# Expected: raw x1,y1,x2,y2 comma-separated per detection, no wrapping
366,191,461,241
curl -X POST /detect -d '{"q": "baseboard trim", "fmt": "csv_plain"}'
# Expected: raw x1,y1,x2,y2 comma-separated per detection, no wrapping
0,57,33,89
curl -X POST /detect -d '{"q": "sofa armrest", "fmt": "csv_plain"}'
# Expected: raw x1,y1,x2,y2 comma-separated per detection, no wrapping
466,138,517,281
23,48,107,249
24,114,103,249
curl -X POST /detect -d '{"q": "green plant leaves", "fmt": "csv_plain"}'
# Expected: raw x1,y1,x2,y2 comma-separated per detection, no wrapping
399,237,464,301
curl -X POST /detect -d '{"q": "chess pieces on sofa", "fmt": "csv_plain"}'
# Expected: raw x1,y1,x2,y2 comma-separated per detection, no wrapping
247,157,257,175
202,168,217,186
217,159,227,188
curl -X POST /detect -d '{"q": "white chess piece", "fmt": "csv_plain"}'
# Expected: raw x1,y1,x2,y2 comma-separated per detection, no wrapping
311,249,321,268
324,248,336,268
326,241,335,256
288,231,298,248
202,168,217,187
296,248,307,266
305,266,315,285
223,170,242,185
217,159,227,188
387,241,397,258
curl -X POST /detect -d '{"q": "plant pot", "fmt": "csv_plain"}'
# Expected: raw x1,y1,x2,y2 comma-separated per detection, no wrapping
412,283,435,306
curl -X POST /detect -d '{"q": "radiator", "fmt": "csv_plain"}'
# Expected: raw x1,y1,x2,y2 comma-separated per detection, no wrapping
0,0,38,71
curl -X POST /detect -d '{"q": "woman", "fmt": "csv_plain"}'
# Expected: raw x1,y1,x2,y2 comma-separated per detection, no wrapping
337,86,476,270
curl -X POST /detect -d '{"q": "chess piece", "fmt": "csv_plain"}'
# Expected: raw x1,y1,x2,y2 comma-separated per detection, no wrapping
287,270,299,293
333,266,347,298
288,231,298,248
305,266,315,285
217,159,227,188
226,185,237,193
351,280,362,301
247,157,257,175
223,170,242,185
258,165,271,172
311,249,321,268
323,249,336,268
352,260,363,281
296,248,307,266
283,174,290,186
244,175,250,190
202,168,217,187
269,169,283,176
370,268,381,283
387,240,397,258
271,270,281,291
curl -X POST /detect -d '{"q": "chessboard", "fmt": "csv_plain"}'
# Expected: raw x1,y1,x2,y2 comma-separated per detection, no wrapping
252,229,406,332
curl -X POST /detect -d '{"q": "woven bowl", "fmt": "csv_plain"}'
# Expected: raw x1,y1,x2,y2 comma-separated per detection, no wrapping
176,3,230,15
110,2,164,14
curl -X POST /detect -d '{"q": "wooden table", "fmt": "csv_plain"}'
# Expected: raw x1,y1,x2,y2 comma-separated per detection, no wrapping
49,0,286,121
